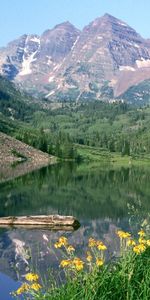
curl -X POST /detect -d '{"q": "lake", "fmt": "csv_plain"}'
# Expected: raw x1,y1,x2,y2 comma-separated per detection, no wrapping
0,162,150,299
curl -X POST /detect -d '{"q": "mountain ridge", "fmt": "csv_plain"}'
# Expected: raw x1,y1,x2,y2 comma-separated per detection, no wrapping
0,13,150,103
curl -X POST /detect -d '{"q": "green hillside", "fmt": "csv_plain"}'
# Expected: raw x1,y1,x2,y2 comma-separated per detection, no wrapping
1,75,150,161
0,75,42,121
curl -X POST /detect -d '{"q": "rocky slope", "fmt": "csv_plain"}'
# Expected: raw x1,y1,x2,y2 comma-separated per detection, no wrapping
0,14,150,102
0,132,56,182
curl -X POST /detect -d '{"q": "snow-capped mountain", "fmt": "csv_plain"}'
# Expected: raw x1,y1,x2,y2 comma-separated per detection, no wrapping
0,22,80,96
0,14,150,101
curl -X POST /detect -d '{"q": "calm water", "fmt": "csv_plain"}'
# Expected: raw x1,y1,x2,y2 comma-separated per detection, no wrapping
0,162,150,299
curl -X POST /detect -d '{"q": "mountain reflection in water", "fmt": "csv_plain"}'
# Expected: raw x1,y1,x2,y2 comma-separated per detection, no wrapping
0,162,150,298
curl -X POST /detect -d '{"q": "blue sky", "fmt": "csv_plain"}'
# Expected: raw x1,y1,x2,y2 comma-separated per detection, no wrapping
0,0,150,47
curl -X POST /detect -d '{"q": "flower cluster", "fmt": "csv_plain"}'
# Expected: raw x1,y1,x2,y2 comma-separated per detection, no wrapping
13,228,150,298
60,257,84,271
15,283,29,295
131,229,150,254
88,238,107,251
25,272,39,282
117,230,131,239
117,228,150,255
15,272,42,296
73,258,84,271
56,236,106,273
54,236,68,248
133,244,146,254
54,236,76,255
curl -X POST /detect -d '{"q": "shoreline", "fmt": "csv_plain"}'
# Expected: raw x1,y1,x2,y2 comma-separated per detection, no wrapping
0,132,57,183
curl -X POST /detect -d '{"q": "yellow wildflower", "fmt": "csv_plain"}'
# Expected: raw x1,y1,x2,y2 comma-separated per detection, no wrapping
116,230,124,237
133,244,146,254
139,244,146,251
117,230,131,239
146,239,150,246
138,230,145,237
59,236,68,246
86,255,92,262
97,242,107,251
16,283,29,295
73,258,84,271
122,232,131,238
96,258,104,267
139,238,147,244
67,245,75,253
30,283,42,291
86,251,93,262
54,242,63,248
60,259,72,268
127,239,136,247
88,238,97,247
54,237,68,248
25,273,39,282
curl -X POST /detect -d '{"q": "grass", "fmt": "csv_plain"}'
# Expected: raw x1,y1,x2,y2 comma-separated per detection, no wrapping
13,230,150,300
75,144,150,167
36,252,150,300
76,144,111,162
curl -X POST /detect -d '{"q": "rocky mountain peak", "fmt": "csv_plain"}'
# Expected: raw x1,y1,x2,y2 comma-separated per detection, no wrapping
93,13,123,24
39,22,80,63
54,21,79,31
102,13,127,22
0,14,150,101
84,13,140,38
42,21,80,37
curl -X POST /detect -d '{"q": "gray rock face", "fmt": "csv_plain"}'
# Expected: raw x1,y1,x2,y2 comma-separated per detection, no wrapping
0,21,80,96
54,14,150,98
0,14,150,100
39,22,80,61
0,22,79,71
0,34,40,79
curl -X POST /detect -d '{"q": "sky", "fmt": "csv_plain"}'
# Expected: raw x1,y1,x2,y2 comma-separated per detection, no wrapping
0,0,150,47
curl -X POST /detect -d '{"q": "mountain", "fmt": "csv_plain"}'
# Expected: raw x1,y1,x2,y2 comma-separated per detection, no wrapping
53,14,150,101
0,14,150,103
0,22,80,97
119,79,150,104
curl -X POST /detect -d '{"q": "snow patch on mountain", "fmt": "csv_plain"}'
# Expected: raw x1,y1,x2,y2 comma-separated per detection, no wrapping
97,36,103,40
19,51,37,76
119,66,135,71
117,21,127,27
49,75,55,82
46,56,52,65
30,37,40,44
71,36,79,51
134,43,140,48
136,58,150,68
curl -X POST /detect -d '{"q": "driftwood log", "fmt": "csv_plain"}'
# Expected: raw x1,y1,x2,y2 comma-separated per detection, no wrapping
0,215,80,230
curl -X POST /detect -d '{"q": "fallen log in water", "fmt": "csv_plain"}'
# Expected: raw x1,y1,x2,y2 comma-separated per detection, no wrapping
0,215,80,230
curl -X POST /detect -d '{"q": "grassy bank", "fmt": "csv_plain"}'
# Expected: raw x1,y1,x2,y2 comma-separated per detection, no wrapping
13,229,150,300
76,144,150,167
